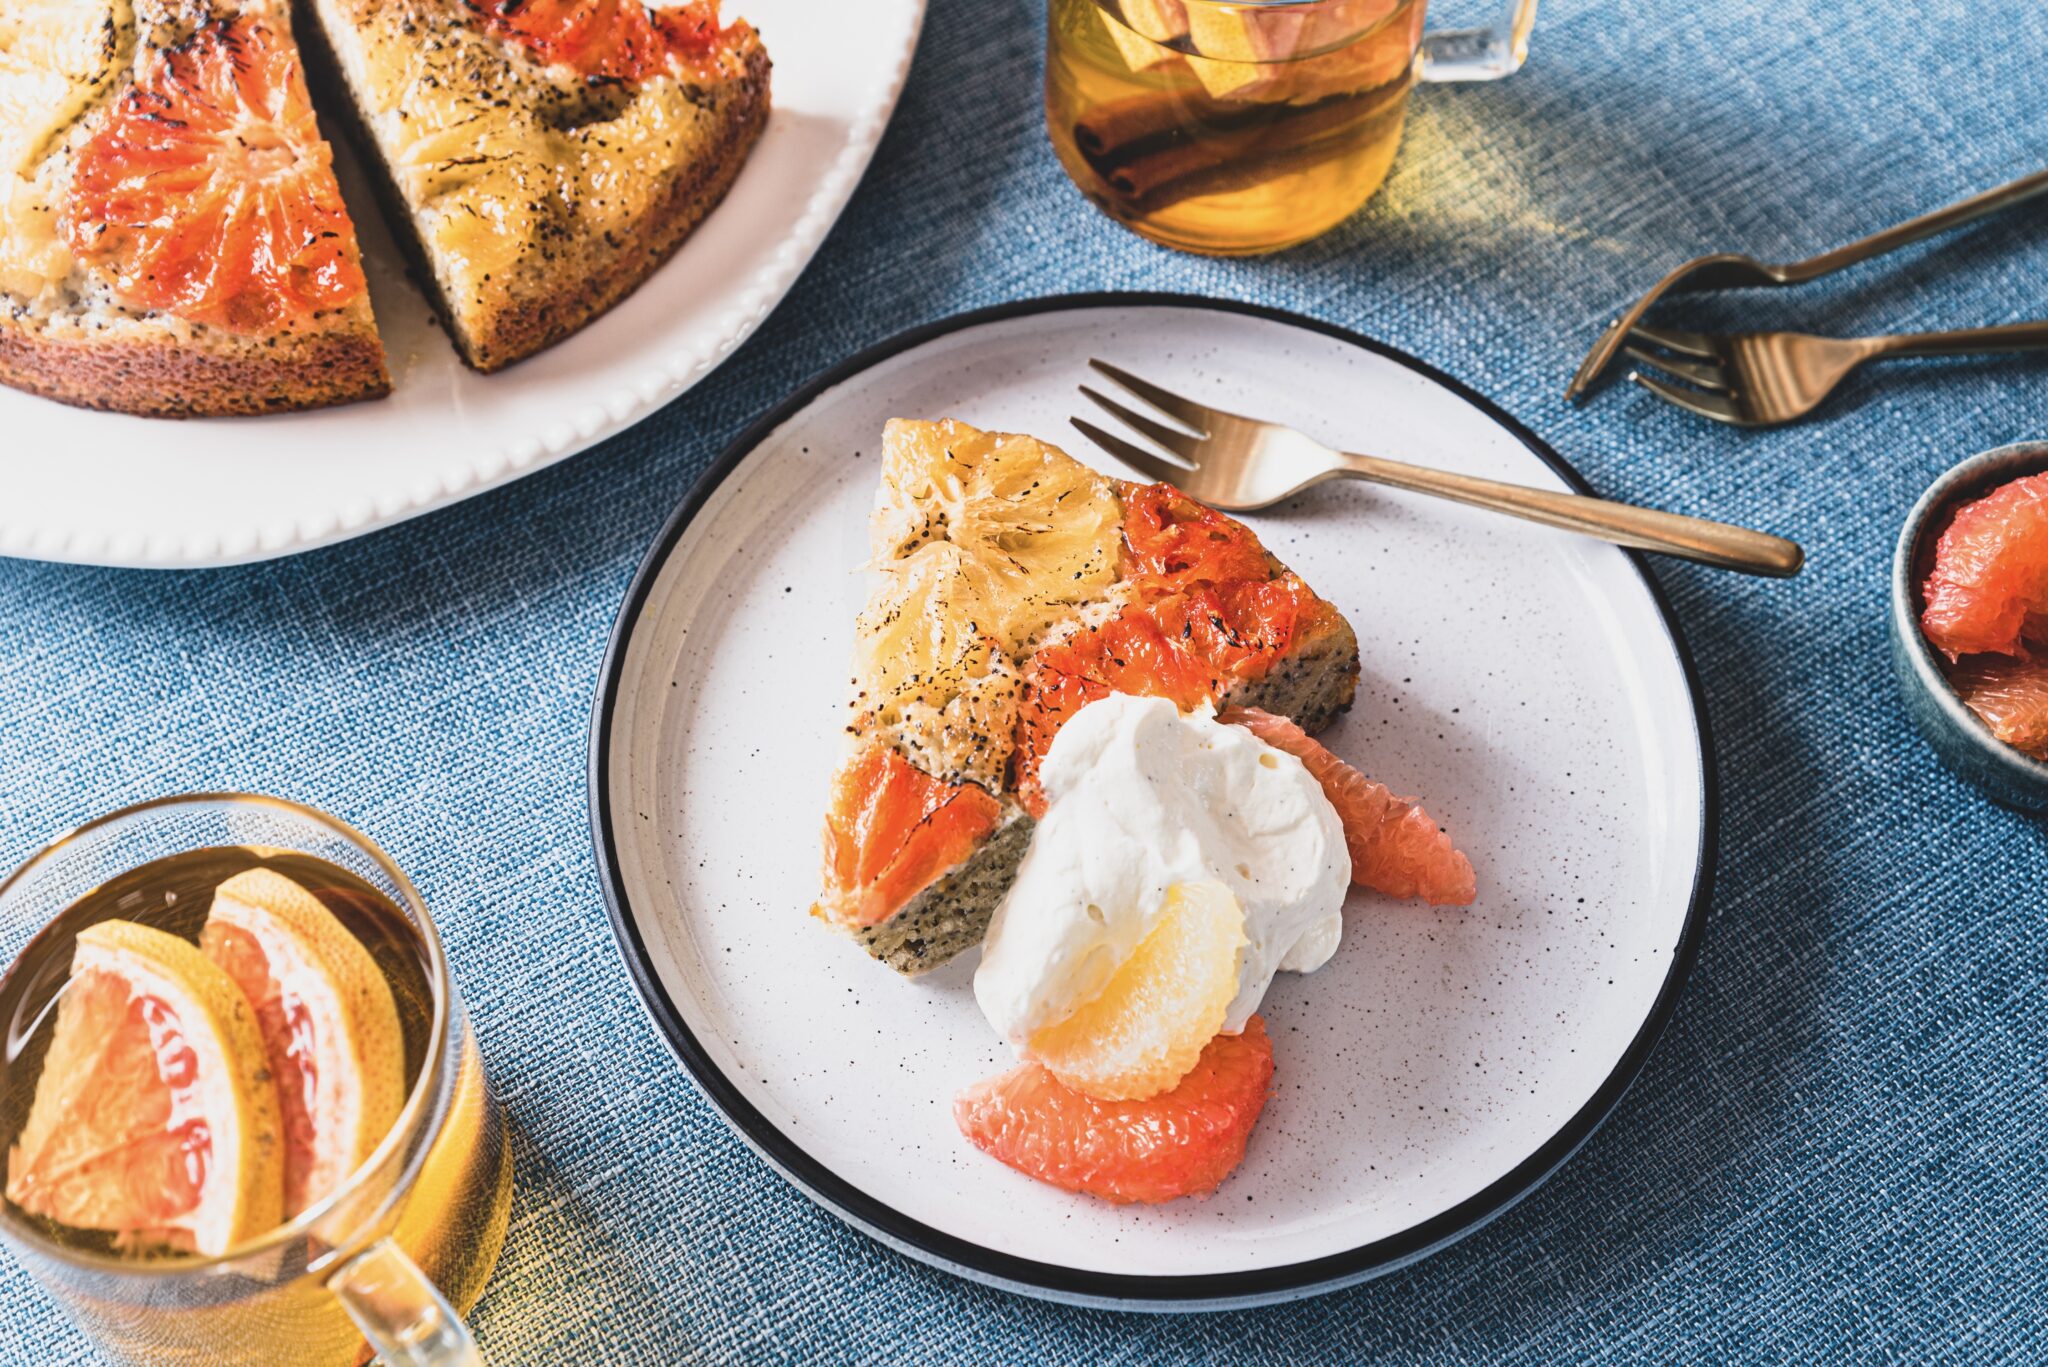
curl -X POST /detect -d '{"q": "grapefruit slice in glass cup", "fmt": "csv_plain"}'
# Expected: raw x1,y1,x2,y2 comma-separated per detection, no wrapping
0,796,507,1367
199,868,407,1219
3,919,285,1256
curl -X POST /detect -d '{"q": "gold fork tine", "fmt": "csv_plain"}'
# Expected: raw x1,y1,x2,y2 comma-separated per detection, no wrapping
1629,370,1753,425
1626,322,1722,358
1078,385,1206,462
1622,344,1732,392
1086,360,1214,433
1069,418,1193,486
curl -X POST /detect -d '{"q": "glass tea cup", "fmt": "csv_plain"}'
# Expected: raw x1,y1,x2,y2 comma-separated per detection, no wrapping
0,795,513,1366
1048,0,1539,255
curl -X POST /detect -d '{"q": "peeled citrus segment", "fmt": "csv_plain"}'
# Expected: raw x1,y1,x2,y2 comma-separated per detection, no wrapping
1949,654,2048,758
956,1015,1274,1205
199,869,405,1219
816,742,1005,928
1025,880,1246,1101
1224,707,1476,906
1921,473,2048,659
4,919,283,1256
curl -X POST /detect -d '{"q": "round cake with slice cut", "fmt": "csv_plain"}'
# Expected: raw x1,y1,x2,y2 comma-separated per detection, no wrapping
0,0,770,415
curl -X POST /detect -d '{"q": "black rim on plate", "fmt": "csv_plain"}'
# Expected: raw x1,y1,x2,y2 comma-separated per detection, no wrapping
589,292,1719,1308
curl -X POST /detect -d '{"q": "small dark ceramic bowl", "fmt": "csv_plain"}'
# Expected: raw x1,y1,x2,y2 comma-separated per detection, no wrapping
1890,440,2048,812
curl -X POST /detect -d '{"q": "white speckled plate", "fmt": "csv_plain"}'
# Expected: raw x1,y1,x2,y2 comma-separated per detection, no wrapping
0,0,923,568
592,296,1715,1310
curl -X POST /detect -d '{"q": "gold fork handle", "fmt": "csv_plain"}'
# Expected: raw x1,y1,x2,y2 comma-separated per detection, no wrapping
1335,453,1805,577
1784,168,2048,280
1867,320,2048,359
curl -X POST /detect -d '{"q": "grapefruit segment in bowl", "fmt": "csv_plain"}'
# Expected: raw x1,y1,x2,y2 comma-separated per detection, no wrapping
199,868,405,1219
1948,654,2048,758
955,1015,1275,1205
3,919,284,1256
1920,472,2048,660
1223,706,1476,906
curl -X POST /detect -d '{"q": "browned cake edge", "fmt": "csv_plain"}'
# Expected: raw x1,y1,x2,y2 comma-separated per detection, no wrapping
0,308,390,419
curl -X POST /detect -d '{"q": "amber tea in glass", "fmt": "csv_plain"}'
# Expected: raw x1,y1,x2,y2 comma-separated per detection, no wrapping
0,797,512,1367
1048,0,1538,255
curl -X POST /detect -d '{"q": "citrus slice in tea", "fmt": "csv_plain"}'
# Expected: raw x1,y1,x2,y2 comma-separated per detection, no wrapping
201,868,406,1217
3,919,285,1256
1024,880,1246,1102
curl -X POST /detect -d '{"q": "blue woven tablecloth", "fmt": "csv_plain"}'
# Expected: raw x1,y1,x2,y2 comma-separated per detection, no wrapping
4,0,2045,1359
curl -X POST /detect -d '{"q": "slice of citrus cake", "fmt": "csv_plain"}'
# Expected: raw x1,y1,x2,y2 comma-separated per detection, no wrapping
814,418,1361,974
0,0,388,417
299,0,770,373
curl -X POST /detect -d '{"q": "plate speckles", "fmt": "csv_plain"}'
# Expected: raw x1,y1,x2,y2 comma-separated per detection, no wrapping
594,298,1713,1309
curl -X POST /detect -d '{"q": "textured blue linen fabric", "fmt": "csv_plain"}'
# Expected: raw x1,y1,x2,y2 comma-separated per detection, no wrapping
2,0,2045,1359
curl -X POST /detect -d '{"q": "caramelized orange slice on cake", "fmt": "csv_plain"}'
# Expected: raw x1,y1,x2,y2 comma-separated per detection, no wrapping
817,744,1004,929
63,16,367,333
468,0,757,82
1013,572,1344,815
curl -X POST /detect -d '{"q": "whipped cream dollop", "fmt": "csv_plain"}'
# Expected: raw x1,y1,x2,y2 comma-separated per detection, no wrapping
974,693,1350,1046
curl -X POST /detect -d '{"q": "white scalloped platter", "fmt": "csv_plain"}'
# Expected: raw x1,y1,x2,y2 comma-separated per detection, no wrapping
0,0,923,568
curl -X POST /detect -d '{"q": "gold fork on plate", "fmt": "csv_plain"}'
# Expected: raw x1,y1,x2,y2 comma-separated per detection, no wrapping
1071,361,1805,578
1625,319,2048,427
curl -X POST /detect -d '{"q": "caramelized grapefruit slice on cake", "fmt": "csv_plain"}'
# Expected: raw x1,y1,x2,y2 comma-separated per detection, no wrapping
4,920,284,1255
814,418,1361,976
64,16,368,334
0,5,388,416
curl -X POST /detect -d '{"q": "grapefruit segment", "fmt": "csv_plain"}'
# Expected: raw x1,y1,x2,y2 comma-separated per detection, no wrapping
4,920,283,1256
199,869,405,1218
1949,654,2048,758
816,743,1004,928
62,15,367,333
1224,707,1476,906
1920,473,2048,659
1025,881,1246,1102
955,1015,1274,1205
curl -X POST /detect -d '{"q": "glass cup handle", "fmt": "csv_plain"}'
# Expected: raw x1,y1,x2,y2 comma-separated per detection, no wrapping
327,1237,485,1367
1418,0,1538,82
